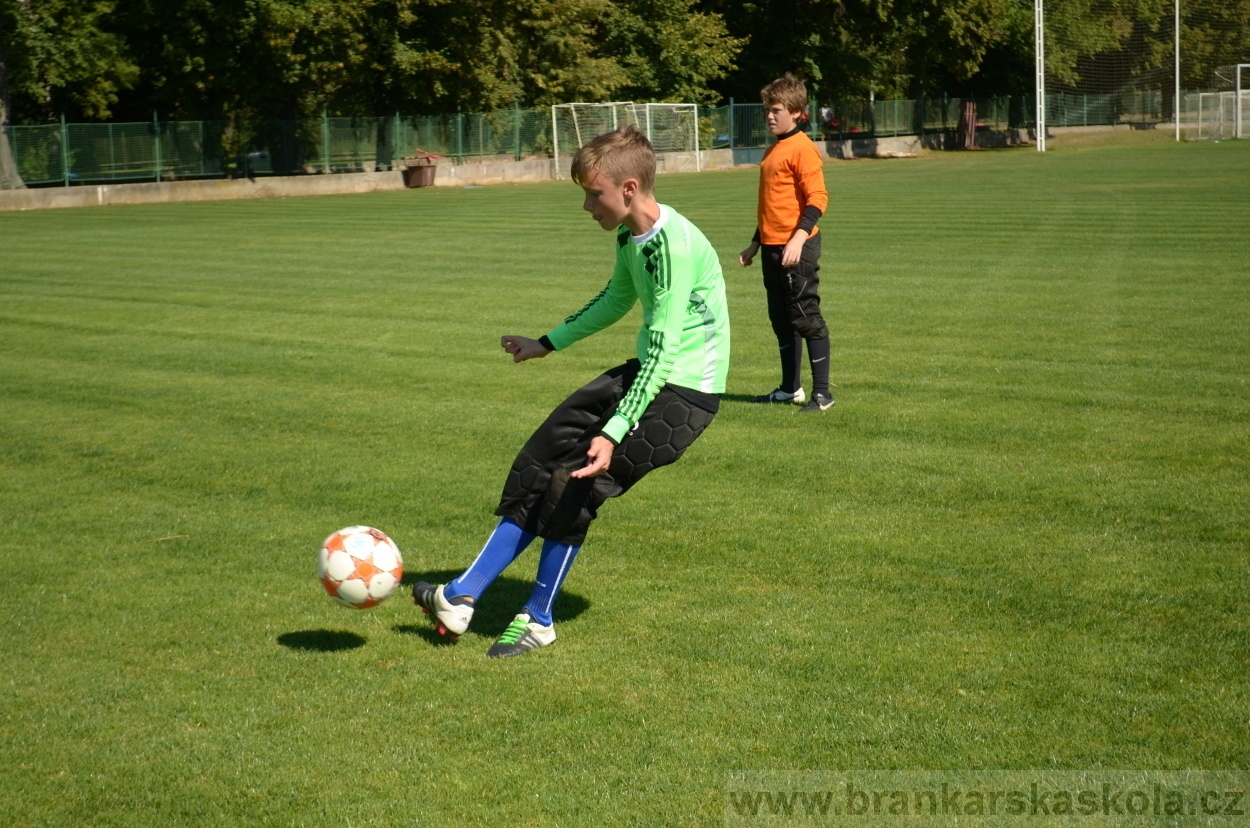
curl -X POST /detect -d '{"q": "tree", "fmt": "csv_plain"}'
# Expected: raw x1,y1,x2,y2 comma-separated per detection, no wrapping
0,4,24,187
605,0,745,104
0,0,136,122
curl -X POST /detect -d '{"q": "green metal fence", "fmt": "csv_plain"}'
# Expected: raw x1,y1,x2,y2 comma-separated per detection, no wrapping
1045,90,1168,127
6,97,1035,188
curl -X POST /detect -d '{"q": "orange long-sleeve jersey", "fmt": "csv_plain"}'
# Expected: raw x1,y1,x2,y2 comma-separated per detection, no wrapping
756,129,829,245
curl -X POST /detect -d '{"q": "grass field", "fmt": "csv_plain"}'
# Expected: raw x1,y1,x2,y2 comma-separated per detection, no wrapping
1,134,1248,826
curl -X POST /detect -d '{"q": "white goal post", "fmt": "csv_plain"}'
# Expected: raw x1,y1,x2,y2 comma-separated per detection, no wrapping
552,102,701,177
1189,65,1250,141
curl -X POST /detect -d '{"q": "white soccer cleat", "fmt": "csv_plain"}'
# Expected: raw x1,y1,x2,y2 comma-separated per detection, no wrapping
752,387,806,404
412,582,474,637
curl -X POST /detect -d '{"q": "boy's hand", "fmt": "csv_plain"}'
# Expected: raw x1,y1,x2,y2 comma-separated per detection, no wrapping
570,436,614,479
501,335,550,363
781,231,809,268
738,242,760,267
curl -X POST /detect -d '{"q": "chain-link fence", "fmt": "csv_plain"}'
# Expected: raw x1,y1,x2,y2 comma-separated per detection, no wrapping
6,96,1039,188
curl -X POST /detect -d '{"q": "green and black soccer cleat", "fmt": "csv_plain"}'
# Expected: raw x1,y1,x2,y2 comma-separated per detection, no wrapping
486,612,556,658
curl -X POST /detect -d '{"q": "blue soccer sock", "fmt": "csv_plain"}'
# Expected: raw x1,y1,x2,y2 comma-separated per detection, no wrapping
522,539,582,627
446,518,536,601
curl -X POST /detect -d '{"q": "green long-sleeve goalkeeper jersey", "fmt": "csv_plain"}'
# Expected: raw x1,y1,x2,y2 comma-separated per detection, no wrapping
545,204,731,444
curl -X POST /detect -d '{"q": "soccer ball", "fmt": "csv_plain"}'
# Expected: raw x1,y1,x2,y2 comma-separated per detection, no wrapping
318,526,403,609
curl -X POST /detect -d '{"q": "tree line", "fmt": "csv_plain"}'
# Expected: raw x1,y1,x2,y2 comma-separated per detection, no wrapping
1,0,1246,127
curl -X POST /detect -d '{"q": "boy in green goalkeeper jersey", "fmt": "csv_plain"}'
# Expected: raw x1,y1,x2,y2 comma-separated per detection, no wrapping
413,124,731,658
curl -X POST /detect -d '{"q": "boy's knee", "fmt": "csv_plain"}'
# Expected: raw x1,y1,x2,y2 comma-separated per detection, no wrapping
791,314,828,339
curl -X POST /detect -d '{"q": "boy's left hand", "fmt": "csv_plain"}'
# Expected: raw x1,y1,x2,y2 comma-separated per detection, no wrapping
501,335,550,363
570,436,614,479
781,232,808,268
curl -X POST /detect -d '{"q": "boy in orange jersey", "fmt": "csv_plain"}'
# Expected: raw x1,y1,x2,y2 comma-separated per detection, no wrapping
739,74,834,412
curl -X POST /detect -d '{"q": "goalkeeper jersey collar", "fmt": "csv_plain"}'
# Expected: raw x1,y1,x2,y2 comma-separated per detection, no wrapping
628,204,671,246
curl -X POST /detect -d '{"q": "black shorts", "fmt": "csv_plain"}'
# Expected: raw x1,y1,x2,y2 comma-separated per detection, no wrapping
761,233,828,340
495,360,717,545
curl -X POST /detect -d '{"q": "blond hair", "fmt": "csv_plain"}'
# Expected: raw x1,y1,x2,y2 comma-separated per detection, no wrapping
570,124,656,195
761,73,808,114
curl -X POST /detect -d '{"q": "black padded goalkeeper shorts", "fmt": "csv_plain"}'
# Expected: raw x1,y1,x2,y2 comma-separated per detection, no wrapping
761,232,829,341
495,359,716,545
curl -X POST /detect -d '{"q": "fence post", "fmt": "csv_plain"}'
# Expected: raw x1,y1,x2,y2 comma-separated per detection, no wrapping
728,98,734,150
153,112,163,183
393,112,401,169
321,108,331,173
456,107,463,164
515,102,521,161
60,114,70,187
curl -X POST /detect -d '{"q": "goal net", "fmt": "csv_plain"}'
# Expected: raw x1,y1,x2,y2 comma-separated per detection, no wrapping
1186,65,1250,140
1039,0,1250,142
552,102,700,176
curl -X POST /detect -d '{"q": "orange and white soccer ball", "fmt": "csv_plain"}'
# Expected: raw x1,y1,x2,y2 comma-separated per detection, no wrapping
318,526,404,609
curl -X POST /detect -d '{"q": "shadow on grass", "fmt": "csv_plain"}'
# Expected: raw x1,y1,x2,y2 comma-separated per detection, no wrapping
397,569,590,638
277,629,367,652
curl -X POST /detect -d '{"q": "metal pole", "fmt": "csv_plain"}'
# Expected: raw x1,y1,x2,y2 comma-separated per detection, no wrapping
1238,64,1245,139
322,108,331,173
514,102,521,161
551,105,559,179
695,105,705,173
728,98,734,150
1174,0,1181,141
1036,0,1046,151
60,114,70,187
153,112,162,183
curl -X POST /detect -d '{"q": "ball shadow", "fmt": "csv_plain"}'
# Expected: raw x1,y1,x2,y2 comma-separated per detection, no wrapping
397,569,590,638
277,629,367,652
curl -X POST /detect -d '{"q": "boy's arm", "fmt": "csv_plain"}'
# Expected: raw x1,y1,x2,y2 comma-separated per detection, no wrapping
597,234,695,444
781,144,829,267
544,247,637,350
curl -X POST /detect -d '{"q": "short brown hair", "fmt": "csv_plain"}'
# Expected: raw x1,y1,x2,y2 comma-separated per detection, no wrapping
570,124,656,195
761,73,807,114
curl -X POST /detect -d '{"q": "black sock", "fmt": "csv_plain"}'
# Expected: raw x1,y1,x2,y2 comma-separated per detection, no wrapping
779,334,803,392
808,336,831,397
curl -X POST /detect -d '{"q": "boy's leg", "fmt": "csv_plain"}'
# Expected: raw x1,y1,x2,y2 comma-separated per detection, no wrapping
413,517,537,636
788,235,835,411
758,246,804,401
486,383,716,657
447,517,536,600
523,539,581,626
486,538,581,659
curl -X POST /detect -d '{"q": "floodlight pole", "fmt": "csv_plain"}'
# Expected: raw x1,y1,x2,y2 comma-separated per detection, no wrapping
1174,0,1181,141
1035,0,1046,151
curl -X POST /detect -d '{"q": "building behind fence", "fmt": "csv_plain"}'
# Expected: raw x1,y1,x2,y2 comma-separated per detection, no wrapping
0,92,1218,188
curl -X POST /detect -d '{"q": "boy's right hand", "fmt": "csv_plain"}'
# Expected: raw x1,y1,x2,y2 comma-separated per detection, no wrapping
738,243,759,267
501,335,550,363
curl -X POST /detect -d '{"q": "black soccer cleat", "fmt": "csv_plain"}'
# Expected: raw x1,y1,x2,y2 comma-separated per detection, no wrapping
799,392,835,412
